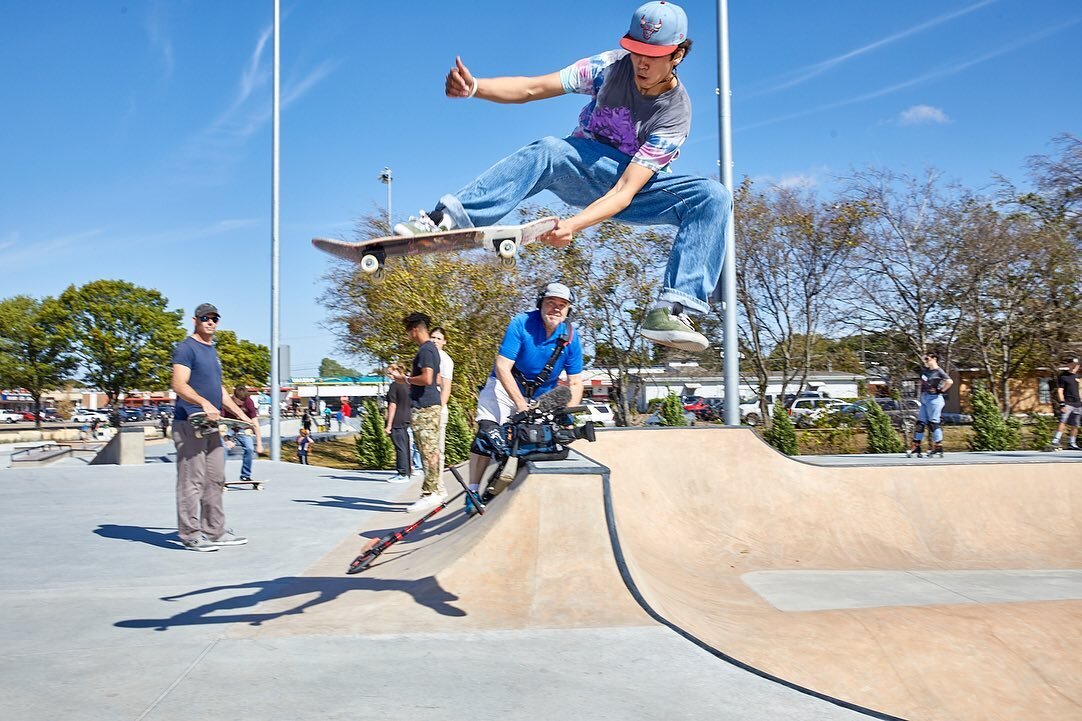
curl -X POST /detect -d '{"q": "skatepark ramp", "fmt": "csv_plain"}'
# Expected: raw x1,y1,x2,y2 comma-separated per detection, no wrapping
244,429,1082,721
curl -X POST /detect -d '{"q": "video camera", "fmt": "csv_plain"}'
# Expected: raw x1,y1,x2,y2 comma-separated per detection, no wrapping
501,403,596,461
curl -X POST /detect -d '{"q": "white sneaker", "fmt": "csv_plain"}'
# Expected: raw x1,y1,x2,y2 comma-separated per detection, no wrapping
407,494,446,513
394,211,440,237
386,474,411,484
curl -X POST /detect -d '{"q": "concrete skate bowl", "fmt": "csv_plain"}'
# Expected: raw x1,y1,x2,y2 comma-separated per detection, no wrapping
236,464,650,638
587,428,1082,721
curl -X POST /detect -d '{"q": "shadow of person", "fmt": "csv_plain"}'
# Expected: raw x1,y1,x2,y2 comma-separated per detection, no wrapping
94,524,184,550
292,496,412,513
114,574,466,631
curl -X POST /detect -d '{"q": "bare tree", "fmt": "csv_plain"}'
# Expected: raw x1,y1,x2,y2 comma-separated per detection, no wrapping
735,178,861,421
837,167,964,379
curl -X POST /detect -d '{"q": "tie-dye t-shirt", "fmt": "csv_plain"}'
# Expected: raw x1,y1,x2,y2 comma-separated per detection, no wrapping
559,49,690,173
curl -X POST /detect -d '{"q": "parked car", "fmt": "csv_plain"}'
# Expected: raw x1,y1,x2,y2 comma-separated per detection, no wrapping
0,410,24,423
70,410,103,423
644,410,697,426
940,412,973,425
682,395,709,414
836,398,921,430
19,411,37,421
579,399,616,427
118,407,150,422
789,397,848,427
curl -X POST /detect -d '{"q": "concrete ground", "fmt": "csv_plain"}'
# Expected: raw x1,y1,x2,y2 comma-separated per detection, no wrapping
1,427,1079,720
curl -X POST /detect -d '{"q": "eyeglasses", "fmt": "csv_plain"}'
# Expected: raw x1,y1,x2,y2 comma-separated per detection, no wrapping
199,315,220,323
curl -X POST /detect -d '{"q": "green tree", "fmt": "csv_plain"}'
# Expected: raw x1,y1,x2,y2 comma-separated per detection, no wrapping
214,330,270,389
319,358,362,378
764,400,798,455
658,393,687,426
445,398,473,466
968,386,1021,451
863,398,904,453
59,280,185,419
534,216,673,426
320,212,536,419
0,295,78,428
355,399,394,469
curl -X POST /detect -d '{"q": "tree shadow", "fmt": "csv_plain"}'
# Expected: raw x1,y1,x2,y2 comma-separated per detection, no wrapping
292,496,412,513
114,574,465,631
94,524,184,550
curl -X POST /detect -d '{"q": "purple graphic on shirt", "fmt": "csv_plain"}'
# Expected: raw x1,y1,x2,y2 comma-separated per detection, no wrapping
585,106,638,156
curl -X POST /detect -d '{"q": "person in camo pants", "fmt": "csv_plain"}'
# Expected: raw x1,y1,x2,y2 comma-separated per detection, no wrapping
389,312,445,513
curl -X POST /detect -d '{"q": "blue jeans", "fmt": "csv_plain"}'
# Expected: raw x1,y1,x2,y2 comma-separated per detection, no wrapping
236,433,256,478
408,426,423,471
915,393,945,443
437,136,733,314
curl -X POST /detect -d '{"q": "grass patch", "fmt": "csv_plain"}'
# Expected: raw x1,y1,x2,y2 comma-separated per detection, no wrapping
280,434,361,470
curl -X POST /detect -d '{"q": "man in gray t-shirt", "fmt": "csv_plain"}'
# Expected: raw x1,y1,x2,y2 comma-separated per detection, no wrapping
393,1,731,354
170,303,256,551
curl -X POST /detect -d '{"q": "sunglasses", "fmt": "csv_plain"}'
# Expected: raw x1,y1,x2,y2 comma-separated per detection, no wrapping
199,315,221,323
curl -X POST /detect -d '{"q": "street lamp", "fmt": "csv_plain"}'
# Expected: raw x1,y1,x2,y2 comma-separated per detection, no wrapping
377,167,393,231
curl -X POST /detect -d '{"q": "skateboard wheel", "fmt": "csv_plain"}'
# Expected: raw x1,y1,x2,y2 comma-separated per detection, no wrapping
499,255,517,269
497,238,517,258
359,254,381,274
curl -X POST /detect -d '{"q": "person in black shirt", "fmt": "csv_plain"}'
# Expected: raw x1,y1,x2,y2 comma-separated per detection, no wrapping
383,363,415,483
1051,357,1081,450
390,312,444,512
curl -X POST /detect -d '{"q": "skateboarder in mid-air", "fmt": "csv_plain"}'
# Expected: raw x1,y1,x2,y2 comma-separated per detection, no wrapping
394,1,732,353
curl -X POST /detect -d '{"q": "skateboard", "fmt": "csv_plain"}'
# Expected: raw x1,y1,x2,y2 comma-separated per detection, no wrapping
187,412,255,439
225,479,266,491
311,217,559,280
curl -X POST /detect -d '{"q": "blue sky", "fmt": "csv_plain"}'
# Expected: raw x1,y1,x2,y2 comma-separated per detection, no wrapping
2,1,1079,379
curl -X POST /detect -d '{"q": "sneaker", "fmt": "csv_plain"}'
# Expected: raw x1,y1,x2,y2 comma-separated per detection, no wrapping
641,306,710,352
394,210,451,237
386,474,412,484
465,493,480,516
209,531,248,547
183,536,219,552
407,494,446,514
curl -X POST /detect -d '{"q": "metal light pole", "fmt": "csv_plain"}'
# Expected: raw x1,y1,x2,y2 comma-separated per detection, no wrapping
378,167,393,231
269,0,281,460
716,0,739,425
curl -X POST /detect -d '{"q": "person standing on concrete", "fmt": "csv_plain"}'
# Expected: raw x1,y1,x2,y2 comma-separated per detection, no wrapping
223,386,264,483
907,352,953,459
383,363,414,484
170,303,256,552
430,326,455,470
1051,357,1082,451
389,313,444,512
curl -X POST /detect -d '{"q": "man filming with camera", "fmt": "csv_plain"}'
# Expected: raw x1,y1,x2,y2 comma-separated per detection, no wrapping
467,282,585,509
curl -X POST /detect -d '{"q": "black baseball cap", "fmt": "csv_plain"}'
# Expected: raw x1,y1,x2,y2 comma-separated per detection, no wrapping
194,303,219,318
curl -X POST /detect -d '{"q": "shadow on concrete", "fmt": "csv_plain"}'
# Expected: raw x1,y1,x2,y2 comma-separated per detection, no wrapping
292,496,413,513
94,524,184,551
114,575,465,631
319,473,394,482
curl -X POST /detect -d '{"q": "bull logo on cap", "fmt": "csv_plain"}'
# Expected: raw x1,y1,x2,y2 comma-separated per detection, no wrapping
639,15,662,40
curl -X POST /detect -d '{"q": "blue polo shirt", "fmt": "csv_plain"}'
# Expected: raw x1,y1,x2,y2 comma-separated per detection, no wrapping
494,310,583,396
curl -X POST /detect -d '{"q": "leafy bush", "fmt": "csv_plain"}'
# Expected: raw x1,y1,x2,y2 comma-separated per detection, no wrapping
968,386,1020,451
864,398,905,453
355,399,394,469
444,399,473,466
764,400,798,455
659,393,687,426
1026,412,1055,451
